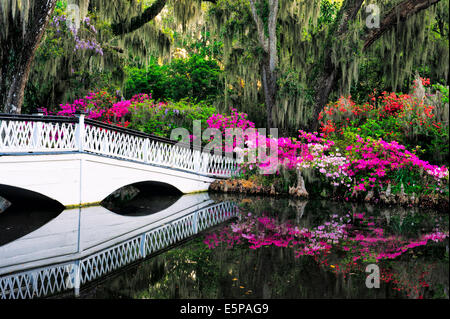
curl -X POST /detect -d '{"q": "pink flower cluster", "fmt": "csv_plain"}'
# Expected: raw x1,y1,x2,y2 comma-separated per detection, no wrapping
342,135,448,192
210,108,449,194
205,212,349,257
205,209,448,264
207,108,255,132
52,92,154,128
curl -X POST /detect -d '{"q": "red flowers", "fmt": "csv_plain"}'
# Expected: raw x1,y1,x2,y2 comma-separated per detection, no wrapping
318,78,443,138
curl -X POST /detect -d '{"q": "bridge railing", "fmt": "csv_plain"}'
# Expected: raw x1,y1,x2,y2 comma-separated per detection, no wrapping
0,114,238,178
0,201,239,299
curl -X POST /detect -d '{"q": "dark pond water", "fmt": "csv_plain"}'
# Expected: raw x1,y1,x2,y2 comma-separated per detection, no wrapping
0,189,448,300
82,194,449,299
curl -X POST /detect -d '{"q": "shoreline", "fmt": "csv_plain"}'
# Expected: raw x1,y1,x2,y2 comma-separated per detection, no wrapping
209,179,449,212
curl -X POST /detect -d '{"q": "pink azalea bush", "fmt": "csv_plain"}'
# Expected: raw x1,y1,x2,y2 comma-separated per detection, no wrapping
207,109,448,199
44,91,151,127
205,211,448,260
318,77,449,165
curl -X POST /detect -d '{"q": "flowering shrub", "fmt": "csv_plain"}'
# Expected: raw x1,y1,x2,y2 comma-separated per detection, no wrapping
48,88,448,202
318,78,449,165
300,130,448,198
206,108,256,153
49,5,103,56
51,91,218,136
319,78,442,137
340,133,448,195
45,91,136,127
232,124,448,199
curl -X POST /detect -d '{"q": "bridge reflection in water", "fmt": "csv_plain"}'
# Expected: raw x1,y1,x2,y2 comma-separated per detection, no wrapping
0,193,238,299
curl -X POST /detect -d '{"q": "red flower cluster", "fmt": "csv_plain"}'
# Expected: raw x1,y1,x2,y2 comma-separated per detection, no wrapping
318,78,442,138
380,92,405,116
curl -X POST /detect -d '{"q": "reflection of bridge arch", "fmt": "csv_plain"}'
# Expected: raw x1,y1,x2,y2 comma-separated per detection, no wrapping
0,114,238,207
0,195,239,299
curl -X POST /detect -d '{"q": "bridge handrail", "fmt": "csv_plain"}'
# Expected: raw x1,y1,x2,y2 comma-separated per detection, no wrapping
0,113,195,150
0,113,238,178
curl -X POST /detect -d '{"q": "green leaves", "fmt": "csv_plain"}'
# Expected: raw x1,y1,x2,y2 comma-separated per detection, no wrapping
124,54,223,103
128,98,216,138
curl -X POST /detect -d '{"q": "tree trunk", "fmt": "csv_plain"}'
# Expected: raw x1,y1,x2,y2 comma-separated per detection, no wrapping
249,0,279,129
262,54,277,129
310,68,338,132
308,0,364,131
0,0,57,114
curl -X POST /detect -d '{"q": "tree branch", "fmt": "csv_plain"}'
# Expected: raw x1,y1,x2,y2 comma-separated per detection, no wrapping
111,0,167,36
336,0,364,36
249,0,269,51
268,0,278,73
363,0,441,51
111,0,218,37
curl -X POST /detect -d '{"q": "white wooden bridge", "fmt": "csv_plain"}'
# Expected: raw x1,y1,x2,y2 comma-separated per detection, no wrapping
0,193,239,299
0,114,238,207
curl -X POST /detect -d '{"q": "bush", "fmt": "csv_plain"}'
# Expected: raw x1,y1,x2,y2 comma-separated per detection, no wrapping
124,54,223,103
128,98,217,138
319,78,449,165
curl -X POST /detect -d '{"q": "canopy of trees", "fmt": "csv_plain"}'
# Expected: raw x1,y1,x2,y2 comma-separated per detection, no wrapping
1,0,448,132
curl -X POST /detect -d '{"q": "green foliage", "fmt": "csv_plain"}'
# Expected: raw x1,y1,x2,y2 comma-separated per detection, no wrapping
128,98,216,138
124,58,168,100
323,82,449,166
433,83,449,104
124,54,223,103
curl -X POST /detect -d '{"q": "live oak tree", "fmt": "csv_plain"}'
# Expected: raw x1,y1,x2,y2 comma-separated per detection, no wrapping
206,0,448,131
309,0,446,131
0,0,57,114
248,0,279,129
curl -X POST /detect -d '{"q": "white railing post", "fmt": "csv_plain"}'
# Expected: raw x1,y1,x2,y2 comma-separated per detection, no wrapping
193,211,198,234
201,152,210,174
193,149,201,173
73,261,81,297
32,122,42,150
67,261,81,298
32,122,41,150
75,111,86,152
143,138,149,163
30,273,38,298
101,135,108,154
31,110,44,150
157,142,163,164
140,234,147,258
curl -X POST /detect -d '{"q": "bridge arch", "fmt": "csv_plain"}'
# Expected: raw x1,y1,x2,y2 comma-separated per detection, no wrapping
0,184,65,210
102,181,183,216
0,184,65,246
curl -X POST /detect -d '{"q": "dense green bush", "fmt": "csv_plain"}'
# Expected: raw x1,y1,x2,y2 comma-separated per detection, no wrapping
124,55,223,103
127,98,216,138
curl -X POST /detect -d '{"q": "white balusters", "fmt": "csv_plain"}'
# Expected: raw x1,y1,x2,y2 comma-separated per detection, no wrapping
0,116,238,177
32,121,41,149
